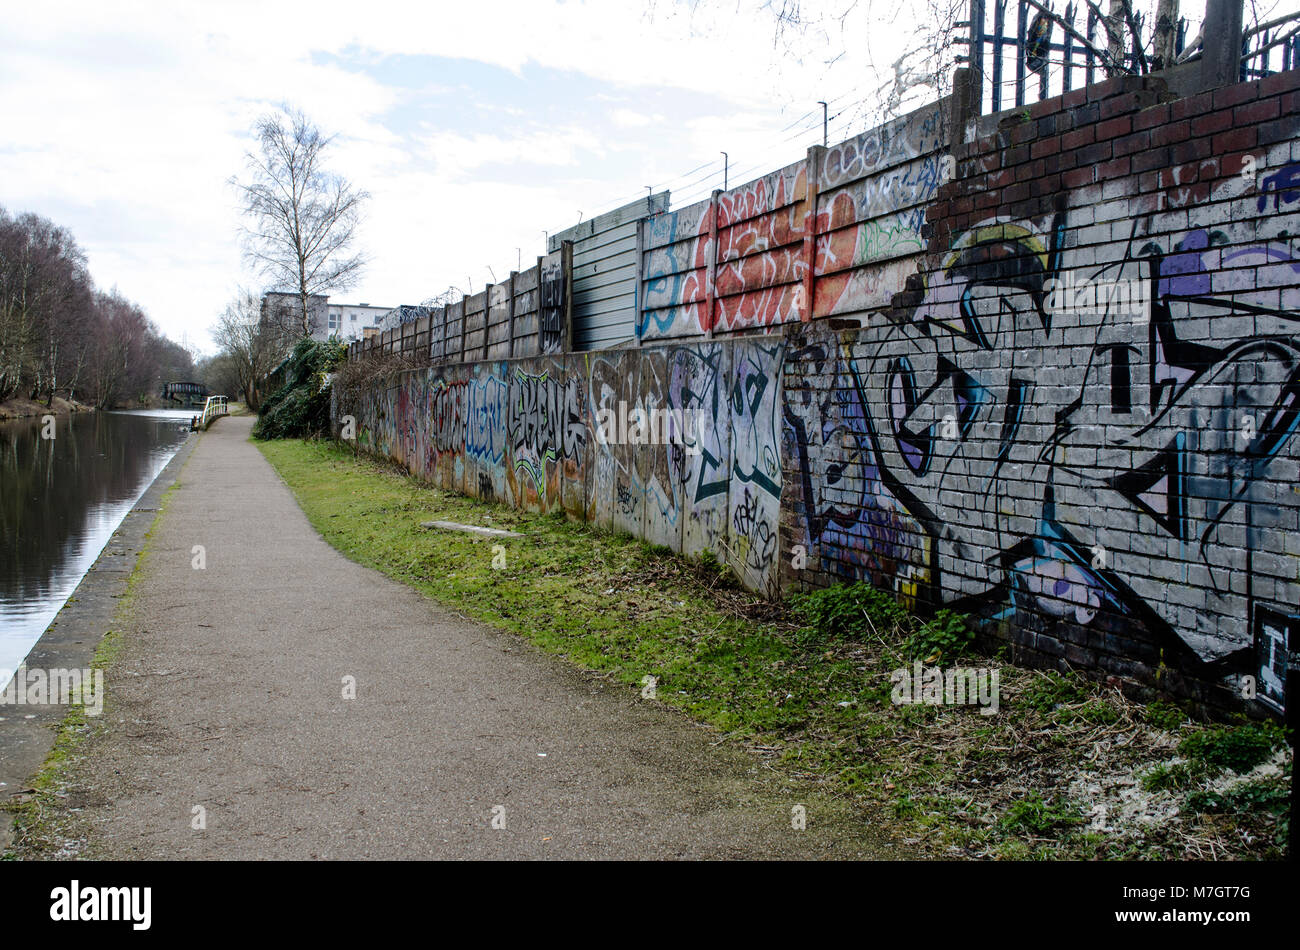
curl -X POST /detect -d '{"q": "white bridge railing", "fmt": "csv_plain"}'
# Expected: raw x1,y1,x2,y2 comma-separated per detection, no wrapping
199,395,229,429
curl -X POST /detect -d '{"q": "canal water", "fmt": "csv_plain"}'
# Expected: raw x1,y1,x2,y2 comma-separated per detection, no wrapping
0,409,195,675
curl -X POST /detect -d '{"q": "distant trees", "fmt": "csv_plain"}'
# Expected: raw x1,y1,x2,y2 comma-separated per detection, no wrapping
232,108,369,339
0,207,189,409
209,289,287,411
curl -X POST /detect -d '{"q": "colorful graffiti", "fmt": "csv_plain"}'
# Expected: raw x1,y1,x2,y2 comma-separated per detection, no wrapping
342,339,786,593
640,104,947,342
342,81,1300,706
507,368,585,496
580,341,784,591
786,152,1300,680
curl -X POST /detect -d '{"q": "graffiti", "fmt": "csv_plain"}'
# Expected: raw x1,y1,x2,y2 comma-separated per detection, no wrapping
639,111,946,342
508,368,585,495
575,340,782,589
731,486,777,573
539,251,566,354
783,339,928,599
429,380,467,457
667,344,727,502
617,483,638,517
795,160,1300,672
478,472,496,503
819,105,944,191
466,375,508,464
1256,161,1300,213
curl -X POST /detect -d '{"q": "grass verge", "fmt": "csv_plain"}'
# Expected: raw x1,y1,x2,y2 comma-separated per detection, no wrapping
258,438,1292,860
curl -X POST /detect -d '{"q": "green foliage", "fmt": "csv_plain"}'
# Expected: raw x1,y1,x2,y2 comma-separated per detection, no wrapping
1144,700,1187,731
904,609,974,662
999,794,1082,834
1176,720,1288,774
694,549,737,587
1019,671,1086,713
1139,760,1207,792
1058,698,1121,725
254,337,346,440
1184,778,1289,816
788,581,909,646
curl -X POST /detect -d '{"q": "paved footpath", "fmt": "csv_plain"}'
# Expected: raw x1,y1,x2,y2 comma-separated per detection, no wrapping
36,415,886,859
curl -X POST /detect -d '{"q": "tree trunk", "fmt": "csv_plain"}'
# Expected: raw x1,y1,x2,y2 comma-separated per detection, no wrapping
1153,0,1179,70
1105,0,1127,76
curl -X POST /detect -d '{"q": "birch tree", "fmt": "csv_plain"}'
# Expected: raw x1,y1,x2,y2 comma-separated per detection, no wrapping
232,109,369,339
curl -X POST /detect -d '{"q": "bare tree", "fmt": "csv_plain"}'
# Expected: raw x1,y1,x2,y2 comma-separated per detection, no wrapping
211,289,287,411
232,109,369,339
722,1,1270,129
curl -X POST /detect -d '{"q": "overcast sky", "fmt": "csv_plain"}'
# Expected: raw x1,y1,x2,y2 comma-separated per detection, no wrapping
2,0,1221,354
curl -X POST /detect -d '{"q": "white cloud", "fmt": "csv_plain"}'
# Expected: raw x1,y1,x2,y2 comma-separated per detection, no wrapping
0,0,928,351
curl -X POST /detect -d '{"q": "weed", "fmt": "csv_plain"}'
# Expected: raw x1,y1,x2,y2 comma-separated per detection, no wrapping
1058,698,1122,725
1139,760,1207,792
788,581,908,645
999,794,1083,834
904,609,974,662
1177,720,1288,774
1144,700,1187,731
1019,671,1086,713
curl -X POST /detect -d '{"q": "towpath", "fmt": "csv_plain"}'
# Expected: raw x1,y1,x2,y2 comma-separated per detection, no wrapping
16,415,884,859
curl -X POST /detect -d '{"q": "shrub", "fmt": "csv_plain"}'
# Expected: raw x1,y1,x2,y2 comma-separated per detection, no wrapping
254,338,347,440
1176,721,1288,774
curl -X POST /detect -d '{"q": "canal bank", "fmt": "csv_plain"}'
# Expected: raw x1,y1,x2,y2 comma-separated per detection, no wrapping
0,427,200,851
0,396,94,421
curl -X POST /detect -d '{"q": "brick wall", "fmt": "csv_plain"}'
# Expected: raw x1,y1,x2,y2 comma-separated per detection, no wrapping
781,69,1300,713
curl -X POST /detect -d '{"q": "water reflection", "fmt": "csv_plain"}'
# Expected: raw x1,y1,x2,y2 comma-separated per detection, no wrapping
0,409,193,672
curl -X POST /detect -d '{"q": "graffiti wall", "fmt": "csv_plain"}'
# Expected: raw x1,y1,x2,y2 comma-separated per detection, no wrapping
639,103,948,342
341,337,787,595
783,69,1300,709
349,247,567,365
341,68,1300,710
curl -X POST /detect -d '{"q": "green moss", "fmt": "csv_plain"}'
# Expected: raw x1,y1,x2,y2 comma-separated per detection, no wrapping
2,628,124,857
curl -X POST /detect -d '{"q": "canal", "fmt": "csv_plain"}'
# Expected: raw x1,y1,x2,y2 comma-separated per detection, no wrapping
0,409,195,675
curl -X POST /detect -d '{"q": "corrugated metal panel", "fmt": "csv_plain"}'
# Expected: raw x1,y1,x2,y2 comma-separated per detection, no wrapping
551,193,668,351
